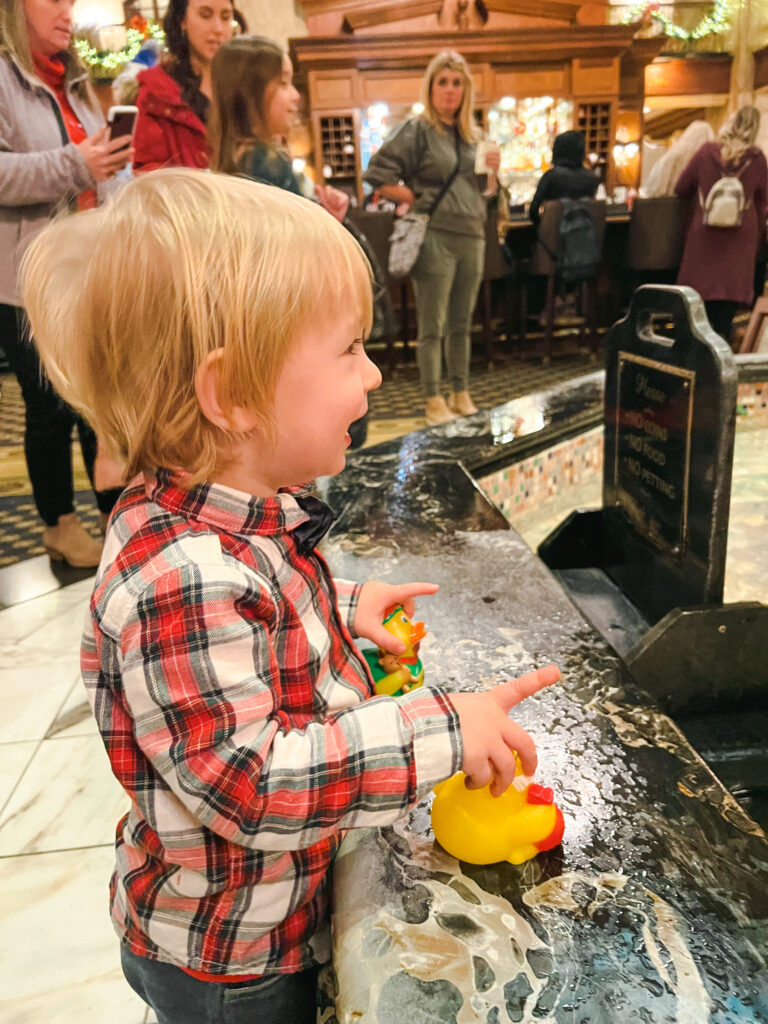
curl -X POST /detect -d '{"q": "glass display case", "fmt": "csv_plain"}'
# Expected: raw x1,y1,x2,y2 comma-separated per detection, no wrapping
360,103,394,172
486,96,574,206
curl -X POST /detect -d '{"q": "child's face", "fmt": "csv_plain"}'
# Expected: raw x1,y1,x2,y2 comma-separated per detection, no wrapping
230,308,381,495
265,54,300,140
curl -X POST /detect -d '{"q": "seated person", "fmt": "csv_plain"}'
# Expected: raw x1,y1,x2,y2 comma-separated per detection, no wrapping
529,130,599,225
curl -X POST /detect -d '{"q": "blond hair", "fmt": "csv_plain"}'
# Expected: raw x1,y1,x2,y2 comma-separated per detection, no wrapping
719,104,760,165
22,169,373,484
646,120,715,197
419,49,478,144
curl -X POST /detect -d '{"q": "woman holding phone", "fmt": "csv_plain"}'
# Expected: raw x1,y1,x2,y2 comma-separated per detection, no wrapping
0,0,129,566
132,0,234,171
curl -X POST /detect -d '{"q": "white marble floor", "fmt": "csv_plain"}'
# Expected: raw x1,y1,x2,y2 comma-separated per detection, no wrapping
0,578,156,1023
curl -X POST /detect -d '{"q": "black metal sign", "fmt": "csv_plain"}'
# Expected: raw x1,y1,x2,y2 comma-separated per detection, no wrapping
614,352,695,555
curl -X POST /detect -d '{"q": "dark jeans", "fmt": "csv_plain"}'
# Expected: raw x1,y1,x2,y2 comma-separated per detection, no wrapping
120,945,319,1024
0,302,120,525
704,299,739,346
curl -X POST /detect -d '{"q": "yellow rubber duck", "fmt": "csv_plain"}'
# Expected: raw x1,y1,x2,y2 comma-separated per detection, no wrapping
431,762,564,866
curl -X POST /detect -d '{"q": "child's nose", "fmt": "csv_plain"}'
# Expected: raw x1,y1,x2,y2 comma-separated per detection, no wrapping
362,352,382,393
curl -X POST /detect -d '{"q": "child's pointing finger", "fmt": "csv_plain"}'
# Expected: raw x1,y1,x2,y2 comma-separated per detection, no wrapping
492,665,561,713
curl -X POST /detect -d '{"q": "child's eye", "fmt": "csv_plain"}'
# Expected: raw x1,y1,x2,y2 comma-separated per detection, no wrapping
346,338,364,354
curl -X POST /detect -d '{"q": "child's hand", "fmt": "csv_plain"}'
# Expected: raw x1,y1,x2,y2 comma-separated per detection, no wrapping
449,665,560,797
316,184,350,222
354,580,439,653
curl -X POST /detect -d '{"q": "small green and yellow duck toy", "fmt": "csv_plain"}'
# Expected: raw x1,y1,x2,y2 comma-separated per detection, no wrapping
361,604,426,697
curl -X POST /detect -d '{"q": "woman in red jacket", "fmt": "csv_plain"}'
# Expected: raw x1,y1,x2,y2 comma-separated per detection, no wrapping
675,105,768,344
132,0,234,171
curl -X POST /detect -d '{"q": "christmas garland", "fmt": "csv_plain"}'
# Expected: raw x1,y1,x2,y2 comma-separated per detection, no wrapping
621,0,731,41
75,17,165,77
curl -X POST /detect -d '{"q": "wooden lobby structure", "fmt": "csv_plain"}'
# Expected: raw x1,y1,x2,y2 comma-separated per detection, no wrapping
289,0,665,202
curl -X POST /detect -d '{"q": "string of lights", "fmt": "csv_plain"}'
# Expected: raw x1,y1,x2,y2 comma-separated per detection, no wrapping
74,22,165,76
620,0,731,41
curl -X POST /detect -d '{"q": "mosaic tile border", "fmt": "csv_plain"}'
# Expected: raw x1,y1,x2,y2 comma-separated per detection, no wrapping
736,381,768,425
479,381,768,522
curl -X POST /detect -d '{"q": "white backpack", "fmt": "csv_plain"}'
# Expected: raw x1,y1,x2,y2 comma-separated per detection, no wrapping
701,165,748,228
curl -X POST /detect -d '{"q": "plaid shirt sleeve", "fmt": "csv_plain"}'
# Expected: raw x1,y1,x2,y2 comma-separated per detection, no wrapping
117,560,462,852
332,578,362,636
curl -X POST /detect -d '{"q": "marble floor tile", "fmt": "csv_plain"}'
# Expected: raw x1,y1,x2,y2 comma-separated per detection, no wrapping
0,586,88,644
17,599,89,655
0,740,37,810
0,734,129,855
0,846,147,1024
0,659,79,744
45,677,99,740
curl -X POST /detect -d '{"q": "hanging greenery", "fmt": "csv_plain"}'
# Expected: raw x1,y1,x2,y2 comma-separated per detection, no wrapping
621,0,731,41
75,17,165,78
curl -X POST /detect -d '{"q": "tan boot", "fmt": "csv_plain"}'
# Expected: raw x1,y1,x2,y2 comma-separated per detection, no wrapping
447,391,478,416
425,395,457,427
42,513,103,568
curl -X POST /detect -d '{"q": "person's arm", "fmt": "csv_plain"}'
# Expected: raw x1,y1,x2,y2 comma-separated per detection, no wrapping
674,147,701,200
529,169,552,225
131,97,174,173
0,103,95,205
753,151,768,227
363,118,422,200
118,561,464,852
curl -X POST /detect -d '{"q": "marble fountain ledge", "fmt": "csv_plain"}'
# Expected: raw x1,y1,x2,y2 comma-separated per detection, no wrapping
314,364,768,1024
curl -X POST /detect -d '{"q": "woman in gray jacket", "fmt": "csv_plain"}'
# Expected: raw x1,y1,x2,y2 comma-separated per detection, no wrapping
364,49,499,426
0,0,129,567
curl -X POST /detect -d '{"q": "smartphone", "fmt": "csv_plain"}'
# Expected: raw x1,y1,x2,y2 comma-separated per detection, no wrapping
107,105,138,142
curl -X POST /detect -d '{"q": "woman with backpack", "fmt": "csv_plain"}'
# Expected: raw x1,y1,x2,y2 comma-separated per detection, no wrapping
675,105,767,344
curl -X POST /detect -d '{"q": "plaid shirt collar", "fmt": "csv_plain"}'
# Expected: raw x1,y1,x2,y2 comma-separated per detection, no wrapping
144,468,315,539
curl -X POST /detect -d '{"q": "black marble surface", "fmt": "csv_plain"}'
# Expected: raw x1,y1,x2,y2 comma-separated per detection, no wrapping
316,365,768,1024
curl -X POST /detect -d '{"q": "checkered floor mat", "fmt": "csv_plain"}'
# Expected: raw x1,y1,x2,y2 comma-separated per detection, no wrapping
0,349,596,567
368,348,596,418
0,492,102,568
0,374,24,448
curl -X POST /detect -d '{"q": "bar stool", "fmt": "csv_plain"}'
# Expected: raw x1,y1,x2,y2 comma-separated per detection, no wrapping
477,212,515,367
519,199,607,362
345,208,399,376
625,196,686,287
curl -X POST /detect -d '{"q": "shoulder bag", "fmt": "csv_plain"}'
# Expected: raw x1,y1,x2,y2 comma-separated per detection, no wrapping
387,125,461,280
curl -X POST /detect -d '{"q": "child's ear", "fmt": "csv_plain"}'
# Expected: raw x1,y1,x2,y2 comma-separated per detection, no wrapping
195,349,258,434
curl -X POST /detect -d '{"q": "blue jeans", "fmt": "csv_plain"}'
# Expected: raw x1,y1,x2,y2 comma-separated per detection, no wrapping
120,945,319,1024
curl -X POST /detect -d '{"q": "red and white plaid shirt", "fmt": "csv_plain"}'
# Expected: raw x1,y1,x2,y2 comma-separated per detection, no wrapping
83,470,462,977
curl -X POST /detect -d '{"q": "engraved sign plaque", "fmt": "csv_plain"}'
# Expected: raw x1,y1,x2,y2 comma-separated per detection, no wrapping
614,352,695,553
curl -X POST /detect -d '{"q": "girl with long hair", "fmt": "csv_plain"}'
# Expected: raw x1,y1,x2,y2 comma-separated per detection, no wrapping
208,35,347,217
209,36,394,448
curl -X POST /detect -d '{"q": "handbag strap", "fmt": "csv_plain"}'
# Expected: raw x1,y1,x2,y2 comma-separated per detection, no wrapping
425,127,462,217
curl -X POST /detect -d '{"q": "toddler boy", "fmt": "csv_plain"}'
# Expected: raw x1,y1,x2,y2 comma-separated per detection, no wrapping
23,170,558,1024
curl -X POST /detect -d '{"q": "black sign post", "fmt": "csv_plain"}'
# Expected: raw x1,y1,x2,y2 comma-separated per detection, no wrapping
539,285,768,712
601,286,736,621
